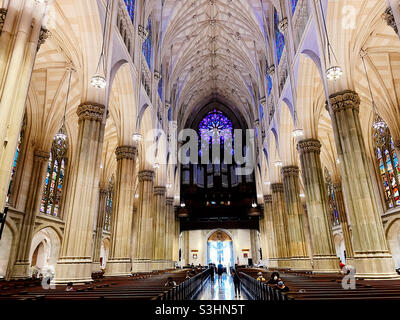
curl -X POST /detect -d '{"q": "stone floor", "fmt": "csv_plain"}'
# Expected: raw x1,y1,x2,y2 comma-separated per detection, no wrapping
195,273,252,300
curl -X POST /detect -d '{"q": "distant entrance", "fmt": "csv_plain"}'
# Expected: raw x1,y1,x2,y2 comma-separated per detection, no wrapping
207,230,234,270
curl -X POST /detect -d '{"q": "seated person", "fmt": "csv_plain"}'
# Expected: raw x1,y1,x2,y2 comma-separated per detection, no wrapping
276,280,289,292
165,277,177,287
65,282,74,292
267,272,280,286
256,272,266,282
185,271,192,279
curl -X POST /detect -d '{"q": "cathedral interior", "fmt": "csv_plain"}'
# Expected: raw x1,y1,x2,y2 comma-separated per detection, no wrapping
1,0,400,303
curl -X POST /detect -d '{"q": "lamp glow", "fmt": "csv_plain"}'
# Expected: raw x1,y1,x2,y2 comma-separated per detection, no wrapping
132,133,142,142
292,128,304,138
274,160,283,167
326,66,343,81
90,75,107,89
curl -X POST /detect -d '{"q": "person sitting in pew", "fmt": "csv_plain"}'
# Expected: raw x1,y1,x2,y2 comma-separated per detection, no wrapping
65,282,74,292
267,272,280,286
276,280,289,292
185,271,192,280
165,277,177,287
256,272,266,282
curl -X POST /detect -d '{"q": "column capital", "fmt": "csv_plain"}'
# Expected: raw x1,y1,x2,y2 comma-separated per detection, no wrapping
260,97,266,108
267,65,275,75
333,182,342,193
166,197,174,205
278,18,288,33
115,145,138,161
154,186,166,196
33,149,50,163
328,90,360,114
0,8,7,34
383,7,398,35
281,166,300,177
271,183,284,193
138,170,155,182
154,71,162,81
37,27,50,51
297,139,322,155
77,103,106,122
138,25,148,41
264,194,272,203
99,188,108,196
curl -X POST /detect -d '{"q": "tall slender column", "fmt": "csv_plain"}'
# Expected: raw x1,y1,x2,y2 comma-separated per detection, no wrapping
153,186,167,269
281,166,312,271
55,103,105,284
297,139,339,273
106,146,138,276
11,149,49,278
261,195,279,268
132,170,155,272
271,183,290,269
328,90,396,278
0,2,47,210
91,188,108,271
173,207,180,263
165,197,174,262
333,182,354,261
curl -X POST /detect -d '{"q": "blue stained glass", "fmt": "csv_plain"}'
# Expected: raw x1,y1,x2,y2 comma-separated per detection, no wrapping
274,8,285,64
158,75,163,99
291,0,298,14
142,17,152,68
124,0,135,23
267,74,273,96
199,109,233,145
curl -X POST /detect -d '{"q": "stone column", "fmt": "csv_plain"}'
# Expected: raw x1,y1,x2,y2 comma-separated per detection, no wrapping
384,4,400,38
173,207,180,263
106,146,138,276
91,188,108,271
11,149,49,278
281,166,312,271
0,2,47,210
271,183,290,269
261,195,279,268
132,170,155,272
55,103,105,284
297,139,339,273
333,182,354,262
152,186,167,270
328,90,396,278
165,197,174,262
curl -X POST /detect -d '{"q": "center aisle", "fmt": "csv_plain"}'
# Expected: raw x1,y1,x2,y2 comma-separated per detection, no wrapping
195,273,252,300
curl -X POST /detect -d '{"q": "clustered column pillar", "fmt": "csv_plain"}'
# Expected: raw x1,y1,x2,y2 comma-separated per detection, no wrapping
173,207,180,263
261,195,278,268
165,197,175,264
281,166,312,271
328,90,396,278
106,146,138,276
333,182,354,262
271,183,290,269
132,170,155,272
11,149,49,278
297,139,338,273
153,186,167,270
55,103,105,284
91,188,108,272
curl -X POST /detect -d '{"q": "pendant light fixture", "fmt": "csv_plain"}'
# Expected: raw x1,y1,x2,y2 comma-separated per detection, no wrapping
90,0,110,89
360,50,387,130
55,68,73,141
318,0,343,81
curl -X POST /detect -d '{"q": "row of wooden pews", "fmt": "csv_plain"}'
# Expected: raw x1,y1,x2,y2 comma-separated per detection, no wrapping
239,268,400,300
0,268,210,301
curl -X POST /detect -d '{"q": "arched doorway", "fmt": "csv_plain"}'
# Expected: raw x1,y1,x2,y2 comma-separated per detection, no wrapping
207,230,234,270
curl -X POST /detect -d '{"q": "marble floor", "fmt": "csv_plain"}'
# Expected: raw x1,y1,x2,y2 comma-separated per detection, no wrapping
195,273,252,300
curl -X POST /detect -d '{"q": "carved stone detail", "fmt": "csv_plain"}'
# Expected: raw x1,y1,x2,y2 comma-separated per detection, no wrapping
267,65,275,75
154,71,162,81
297,139,321,155
138,170,155,182
37,27,50,51
278,18,288,33
383,7,398,34
271,183,284,193
138,25,148,40
264,194,272,203
166,197,174,206
115,145,138,161
33,149,50,163
154,186,166,196
77,103,106,122
328,90,360,114
0,8,7,34
281,166,300,177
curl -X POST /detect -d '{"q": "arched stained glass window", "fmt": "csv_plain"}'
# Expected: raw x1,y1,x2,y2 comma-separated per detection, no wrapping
267,74,273,96
199,109,233,145
324,167,340,226
291,0,299,15
40,134,68,217
142,17,152,68
7,120,26,204
124,0,135,23
373,117,400,209
158,75,163,99
103,177,114,232
274,8,285,64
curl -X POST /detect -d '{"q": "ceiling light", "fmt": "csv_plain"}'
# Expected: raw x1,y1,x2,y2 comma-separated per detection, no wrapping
90,75,107,89
299,193,305,198
274,160,283,167
132,133,142,142
180,202,186,208
264,181,271,186
326,66,343,81
135,194,139,199
251,202,257,208
292,128,304,138
166,183,172,188
153,163,160,169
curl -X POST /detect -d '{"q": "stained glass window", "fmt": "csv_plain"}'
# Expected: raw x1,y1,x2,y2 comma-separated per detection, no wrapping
7,121,26,204
274,8,285,64
324,168,340,226
158,75,163,99
103,177,114,232
373,118,400,209
40,133,68,217
124,0,135,23
267,73,273,96
142,17,152,68
291,0,299,15
198,109,233,145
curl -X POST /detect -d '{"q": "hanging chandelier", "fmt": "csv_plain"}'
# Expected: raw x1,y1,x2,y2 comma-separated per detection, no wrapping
56,68,73,141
